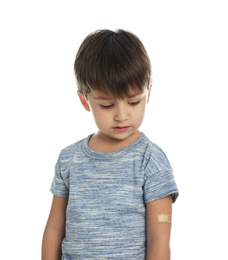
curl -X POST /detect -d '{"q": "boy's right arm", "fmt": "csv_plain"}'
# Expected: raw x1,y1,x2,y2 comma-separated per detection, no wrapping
42,196,68,260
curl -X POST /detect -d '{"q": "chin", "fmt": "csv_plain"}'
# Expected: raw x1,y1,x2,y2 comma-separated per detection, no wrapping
112,131,138,140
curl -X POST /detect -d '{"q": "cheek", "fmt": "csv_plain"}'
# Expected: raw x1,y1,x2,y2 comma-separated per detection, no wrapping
133,103,146,122
92,109,110,128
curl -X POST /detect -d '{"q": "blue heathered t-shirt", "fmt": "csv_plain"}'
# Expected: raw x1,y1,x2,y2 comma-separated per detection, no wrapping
50,133,179,259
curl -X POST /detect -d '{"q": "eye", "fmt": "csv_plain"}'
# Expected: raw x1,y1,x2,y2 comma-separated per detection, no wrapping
129,100,140,106
100,104,114,109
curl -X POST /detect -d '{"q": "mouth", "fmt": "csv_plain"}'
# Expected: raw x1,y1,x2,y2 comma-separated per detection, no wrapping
113,126,130,132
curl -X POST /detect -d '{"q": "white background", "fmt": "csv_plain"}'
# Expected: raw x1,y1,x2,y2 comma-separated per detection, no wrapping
1,0,227,259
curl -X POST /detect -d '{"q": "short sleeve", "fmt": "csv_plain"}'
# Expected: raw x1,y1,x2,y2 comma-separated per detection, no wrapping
50,154,69,198
144,168,178,204
143,145,179,204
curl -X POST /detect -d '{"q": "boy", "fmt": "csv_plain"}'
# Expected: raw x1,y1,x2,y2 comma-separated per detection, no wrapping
42,29,178,260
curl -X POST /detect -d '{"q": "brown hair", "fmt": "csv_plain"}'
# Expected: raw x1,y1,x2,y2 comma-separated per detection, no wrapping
74,29,151,98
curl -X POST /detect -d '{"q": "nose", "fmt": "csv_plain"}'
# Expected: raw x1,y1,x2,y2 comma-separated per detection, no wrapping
114,104,128,122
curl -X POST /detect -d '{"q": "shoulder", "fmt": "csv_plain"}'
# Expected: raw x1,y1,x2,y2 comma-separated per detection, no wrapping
144,137,166,156
142,134,169,161
142,135,172,174
57,136,89,169
59,136,88,158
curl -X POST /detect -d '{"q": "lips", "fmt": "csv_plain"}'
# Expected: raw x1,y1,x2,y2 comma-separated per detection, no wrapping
113,126,130,132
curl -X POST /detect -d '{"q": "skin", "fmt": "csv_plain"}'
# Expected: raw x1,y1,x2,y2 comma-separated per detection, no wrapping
42,196,68,260
42,85,172,260
78,86,151,152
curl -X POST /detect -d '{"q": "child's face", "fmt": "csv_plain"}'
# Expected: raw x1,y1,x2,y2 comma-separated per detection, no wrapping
78,86,151,142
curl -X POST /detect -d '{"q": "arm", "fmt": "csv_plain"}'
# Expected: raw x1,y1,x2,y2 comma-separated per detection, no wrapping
146,195,172,260
42,195,68,260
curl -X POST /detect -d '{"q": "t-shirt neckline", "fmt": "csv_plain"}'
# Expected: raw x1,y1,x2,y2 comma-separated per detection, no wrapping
82,133,147,159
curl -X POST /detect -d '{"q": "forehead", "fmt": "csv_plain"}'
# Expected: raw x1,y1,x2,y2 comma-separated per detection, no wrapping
90,87,146,100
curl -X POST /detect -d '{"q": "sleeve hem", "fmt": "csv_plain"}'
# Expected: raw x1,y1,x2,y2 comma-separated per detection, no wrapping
50,188,69,198
145,190,179,204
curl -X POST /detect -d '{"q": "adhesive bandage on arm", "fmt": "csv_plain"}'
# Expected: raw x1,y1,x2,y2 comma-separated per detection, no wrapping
150,214,172,224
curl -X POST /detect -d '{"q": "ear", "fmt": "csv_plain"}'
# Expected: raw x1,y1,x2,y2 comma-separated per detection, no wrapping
78,92,90,111
147,85,152,104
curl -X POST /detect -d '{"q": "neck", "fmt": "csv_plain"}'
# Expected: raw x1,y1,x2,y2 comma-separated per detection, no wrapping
89,130,141,153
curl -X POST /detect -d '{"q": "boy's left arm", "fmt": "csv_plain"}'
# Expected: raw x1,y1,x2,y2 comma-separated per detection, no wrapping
146,195,173,260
